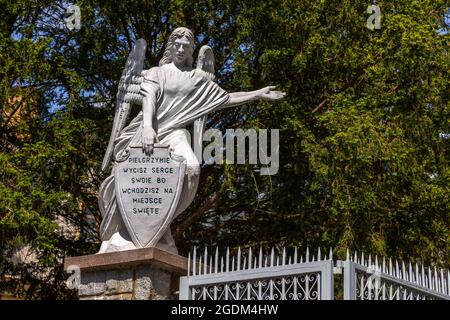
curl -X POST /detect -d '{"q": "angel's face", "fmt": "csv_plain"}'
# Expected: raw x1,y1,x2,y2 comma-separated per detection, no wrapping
171,36,192,66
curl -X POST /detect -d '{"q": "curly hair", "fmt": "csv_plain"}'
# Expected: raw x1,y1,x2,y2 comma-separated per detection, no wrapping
159,27,195,67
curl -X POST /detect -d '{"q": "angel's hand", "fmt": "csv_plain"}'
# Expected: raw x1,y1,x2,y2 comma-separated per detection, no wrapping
142,126,159,156
258,86,286,101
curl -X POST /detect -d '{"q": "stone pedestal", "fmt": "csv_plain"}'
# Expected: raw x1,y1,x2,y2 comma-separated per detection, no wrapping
64,247,188,300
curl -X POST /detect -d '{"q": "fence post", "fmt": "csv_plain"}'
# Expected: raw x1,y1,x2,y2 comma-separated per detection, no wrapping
179,276,190,300
321,260,334,300
343,260,356,300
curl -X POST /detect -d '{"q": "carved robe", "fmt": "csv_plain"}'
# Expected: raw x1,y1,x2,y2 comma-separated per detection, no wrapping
99,63,229,244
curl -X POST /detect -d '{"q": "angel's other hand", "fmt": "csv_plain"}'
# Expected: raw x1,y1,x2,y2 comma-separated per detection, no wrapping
258,86,286,101
142,127,158,156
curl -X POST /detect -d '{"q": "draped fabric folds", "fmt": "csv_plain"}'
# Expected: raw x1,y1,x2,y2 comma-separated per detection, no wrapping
99,63,230,241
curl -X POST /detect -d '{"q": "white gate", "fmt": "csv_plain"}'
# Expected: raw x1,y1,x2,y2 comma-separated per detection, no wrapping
179,247,449,301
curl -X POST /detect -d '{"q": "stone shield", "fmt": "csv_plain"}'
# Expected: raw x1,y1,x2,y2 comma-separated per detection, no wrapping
114,145,186,248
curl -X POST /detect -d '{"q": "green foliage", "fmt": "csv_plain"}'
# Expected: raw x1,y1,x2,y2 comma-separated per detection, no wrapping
205,0,449,265
0,0,448,298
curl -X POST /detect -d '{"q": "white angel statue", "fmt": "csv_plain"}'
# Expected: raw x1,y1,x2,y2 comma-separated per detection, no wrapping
98,27,285,254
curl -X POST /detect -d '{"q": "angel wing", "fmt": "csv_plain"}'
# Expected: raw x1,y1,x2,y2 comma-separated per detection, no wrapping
194,45,215,161
101,38,147,171
196,45,215,79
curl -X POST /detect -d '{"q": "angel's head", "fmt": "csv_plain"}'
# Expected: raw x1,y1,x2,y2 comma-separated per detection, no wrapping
159,27,194,67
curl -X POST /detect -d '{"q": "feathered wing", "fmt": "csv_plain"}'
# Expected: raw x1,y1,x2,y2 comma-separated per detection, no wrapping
196,45,215,78
101,38,147,171
194,45,215,162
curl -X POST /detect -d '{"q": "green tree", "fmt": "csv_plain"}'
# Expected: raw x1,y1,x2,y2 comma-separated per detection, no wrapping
180,0,449,267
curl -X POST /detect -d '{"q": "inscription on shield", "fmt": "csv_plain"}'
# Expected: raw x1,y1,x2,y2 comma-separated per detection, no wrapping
114,145,186,248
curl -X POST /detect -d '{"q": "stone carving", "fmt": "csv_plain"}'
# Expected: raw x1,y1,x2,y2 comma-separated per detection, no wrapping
98,27,285,254
114,144,185,248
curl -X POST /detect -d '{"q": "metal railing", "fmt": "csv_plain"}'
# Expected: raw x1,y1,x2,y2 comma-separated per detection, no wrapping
179,247,333,300
179,246,450,301
340,250,450,300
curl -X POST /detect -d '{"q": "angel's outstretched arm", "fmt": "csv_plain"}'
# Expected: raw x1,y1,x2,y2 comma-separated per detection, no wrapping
223,86,286,109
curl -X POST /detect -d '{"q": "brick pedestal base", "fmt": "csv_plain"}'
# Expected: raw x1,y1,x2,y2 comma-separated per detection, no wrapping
64,247,188,300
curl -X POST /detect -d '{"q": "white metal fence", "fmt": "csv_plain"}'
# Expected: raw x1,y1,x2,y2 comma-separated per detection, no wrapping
341,250,450,300
179,247,450,301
